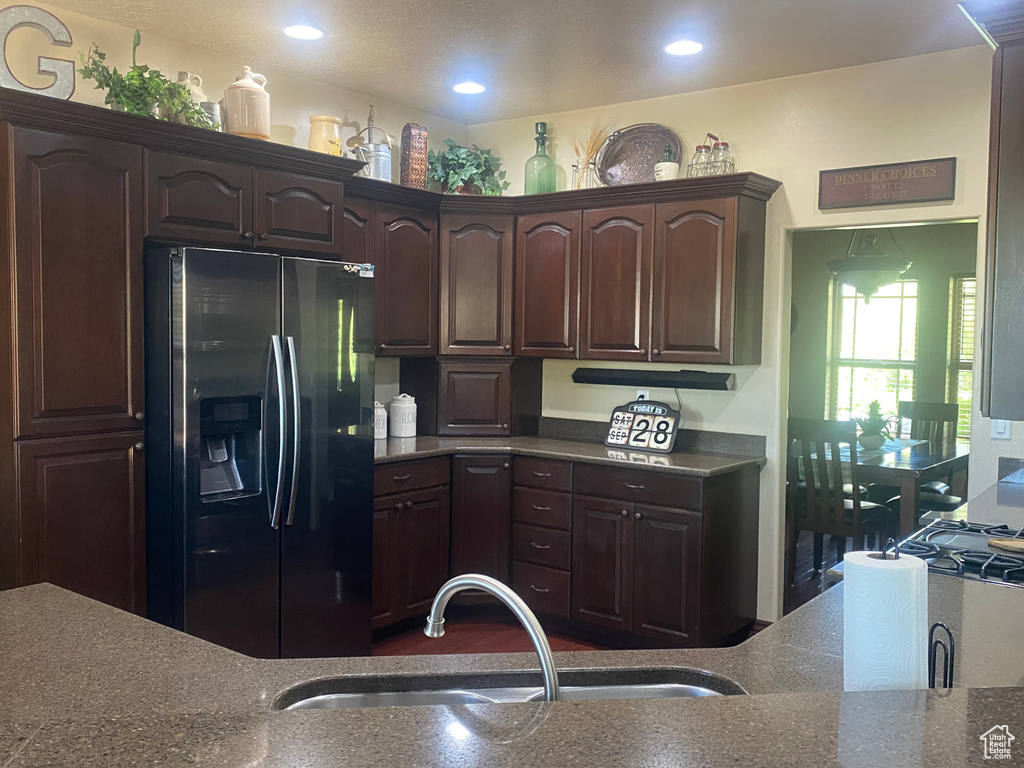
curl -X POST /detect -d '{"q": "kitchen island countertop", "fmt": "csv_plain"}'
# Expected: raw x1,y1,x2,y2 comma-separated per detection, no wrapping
1,574,1023,766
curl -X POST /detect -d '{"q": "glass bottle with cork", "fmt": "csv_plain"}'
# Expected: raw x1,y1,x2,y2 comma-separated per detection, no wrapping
524,121,556,194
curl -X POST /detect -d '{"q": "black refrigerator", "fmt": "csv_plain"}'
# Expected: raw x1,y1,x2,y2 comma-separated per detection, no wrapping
145,247,375,658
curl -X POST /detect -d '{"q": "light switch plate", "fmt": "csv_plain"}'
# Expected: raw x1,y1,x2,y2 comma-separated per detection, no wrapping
992,419,1012,440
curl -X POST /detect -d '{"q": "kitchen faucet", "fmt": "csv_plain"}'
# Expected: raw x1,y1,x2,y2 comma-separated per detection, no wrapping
424,574,560,702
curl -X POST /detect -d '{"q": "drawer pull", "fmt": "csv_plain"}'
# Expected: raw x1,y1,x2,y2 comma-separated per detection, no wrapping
529,585,550,594
623,483,646,490
531,504,552,511
530,542,551,550
393,474,411,482
532,471,552,478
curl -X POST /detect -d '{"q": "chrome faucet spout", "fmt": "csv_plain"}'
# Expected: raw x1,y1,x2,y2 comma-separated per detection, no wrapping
424,574,560,702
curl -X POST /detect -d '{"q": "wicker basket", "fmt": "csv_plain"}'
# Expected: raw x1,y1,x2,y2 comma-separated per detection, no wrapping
401,123,429,188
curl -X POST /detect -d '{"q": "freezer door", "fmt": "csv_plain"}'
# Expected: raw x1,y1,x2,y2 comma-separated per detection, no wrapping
280,258,375,658
179,248,284,658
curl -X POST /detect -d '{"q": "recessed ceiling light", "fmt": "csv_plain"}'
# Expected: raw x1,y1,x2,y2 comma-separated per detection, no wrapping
453,81,486,94
284,25,324,40
665,40,704,56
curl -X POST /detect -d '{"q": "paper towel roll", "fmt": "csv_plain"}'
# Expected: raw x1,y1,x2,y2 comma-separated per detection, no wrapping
843,550,928,691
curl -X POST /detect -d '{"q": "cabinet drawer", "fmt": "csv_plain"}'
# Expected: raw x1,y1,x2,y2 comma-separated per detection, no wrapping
374,457,450,496
513,488,572,531
513,524,571,570
513,562,570,618
513,457,572,492
573,463,700,509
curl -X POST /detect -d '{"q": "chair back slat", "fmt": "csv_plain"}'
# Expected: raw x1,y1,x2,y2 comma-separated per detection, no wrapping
788,417,861,532
898,401,958,454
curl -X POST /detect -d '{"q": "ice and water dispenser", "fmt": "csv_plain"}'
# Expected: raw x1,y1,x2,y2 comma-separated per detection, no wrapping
198,396,263,499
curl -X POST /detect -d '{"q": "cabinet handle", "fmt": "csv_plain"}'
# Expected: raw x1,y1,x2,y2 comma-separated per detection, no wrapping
242,231,254,239
378,344,386,350
394,503,402,512
134,412,145,421
635,512,642,520
393,474,411,482
258,233,270,241
531,505,552,511
532,471,552,478
504,344,511,351
405,500,413,509
623,483,646,490
134,441,144,451
620,509,628,517
652,349,661,356
567,346,574,353
503,463,510,470
530,542,551,550
639,349,646,355
529,585,550,594
502,424,509,430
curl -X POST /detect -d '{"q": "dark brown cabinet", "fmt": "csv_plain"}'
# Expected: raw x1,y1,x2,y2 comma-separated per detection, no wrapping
440,214,514,356
632,504,701,643
254,169,344,254
144,153,345,255
515,211,581,358
145,151,253,246
436,359,542,437
571,496,633,631
15,433,145,613
375,204,438,356
12,129,145,439
451,455,512,581
579,205,654,361
372,486,451,627
343,197,376,265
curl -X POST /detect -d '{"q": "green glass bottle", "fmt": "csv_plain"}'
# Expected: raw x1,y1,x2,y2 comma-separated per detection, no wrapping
524,122,556,194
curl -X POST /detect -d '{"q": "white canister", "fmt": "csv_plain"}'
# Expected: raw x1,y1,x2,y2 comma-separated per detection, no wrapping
220,66,270,141
373,401,388,440
389,394,417,438
309,115,343,156
654,160,680,181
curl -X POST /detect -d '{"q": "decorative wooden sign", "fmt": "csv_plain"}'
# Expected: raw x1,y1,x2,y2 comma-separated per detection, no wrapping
604,400,681,454
0,5,75,100
818,158,956,210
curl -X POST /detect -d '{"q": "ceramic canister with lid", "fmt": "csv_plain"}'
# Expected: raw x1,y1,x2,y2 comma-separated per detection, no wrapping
221,66,270,140
373,401,388,440
389,394,417,438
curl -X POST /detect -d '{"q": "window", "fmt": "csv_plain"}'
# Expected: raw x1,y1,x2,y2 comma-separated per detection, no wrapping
827,280,918,423
948,276,975,441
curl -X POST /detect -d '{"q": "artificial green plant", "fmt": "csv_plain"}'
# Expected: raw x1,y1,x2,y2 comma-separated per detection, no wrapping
427,139,510,196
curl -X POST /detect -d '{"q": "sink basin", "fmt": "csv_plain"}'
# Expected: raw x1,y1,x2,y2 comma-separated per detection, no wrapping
275,667,746,710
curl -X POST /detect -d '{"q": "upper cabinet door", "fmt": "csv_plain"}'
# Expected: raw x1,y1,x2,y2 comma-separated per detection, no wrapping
653,199,737,364
440,214,514,356
580,205,654,361
343,197,376,265
12,128,145,438
145,151,254,246
254,169,344,256
515,210,581,358
375,205,438,356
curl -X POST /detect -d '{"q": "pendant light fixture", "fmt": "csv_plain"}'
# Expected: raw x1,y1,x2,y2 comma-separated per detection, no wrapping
827,228,911,303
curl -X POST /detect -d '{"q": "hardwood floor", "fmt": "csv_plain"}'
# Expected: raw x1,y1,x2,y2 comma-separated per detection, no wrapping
783,530,844,615
373,614,605,656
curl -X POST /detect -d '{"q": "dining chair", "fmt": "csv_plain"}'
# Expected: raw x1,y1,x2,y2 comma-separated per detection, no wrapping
786,418,898,586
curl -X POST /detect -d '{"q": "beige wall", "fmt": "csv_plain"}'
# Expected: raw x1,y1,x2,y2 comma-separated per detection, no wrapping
790,222,978,420
470,46,996,621
5,3,469,176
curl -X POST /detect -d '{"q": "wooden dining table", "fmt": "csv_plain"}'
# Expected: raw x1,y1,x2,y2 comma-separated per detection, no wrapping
853,440,970,536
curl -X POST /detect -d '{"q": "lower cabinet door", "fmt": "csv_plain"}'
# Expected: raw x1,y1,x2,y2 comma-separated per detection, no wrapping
15,433,145,613
631,504,702,644
451,455,512,581
395,486,451,617
372,495,400,629
571,496,633,631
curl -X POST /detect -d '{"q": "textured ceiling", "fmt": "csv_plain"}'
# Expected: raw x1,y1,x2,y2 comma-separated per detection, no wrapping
49,0,982,124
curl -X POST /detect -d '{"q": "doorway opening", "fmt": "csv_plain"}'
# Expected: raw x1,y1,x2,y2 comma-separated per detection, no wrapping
784,220,978,613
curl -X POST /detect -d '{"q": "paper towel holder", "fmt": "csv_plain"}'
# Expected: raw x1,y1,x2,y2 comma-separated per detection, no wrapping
868,538,901,561
928,622,955,689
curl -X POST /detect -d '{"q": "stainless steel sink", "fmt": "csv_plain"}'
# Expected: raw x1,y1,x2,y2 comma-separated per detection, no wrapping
276,668,746,710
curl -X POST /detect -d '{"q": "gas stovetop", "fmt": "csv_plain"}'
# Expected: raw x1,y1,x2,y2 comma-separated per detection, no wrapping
903,519,1024,586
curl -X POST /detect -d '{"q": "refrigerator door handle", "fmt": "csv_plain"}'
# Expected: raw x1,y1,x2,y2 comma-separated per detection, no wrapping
268,335,288,529
285,336,301,526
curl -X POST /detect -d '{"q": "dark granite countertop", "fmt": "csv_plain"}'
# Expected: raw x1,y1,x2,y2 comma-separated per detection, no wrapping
2,575,1023,766
374,435,766,477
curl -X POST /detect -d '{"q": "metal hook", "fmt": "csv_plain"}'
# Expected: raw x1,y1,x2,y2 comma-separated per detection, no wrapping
928,622,955,689
882,538,901,559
